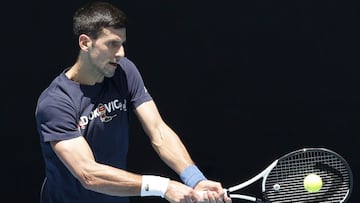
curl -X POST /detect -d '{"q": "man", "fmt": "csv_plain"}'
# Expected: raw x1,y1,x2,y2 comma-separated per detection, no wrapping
35,1,231,203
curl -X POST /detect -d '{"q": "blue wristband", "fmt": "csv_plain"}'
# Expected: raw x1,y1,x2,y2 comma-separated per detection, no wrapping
180,165,207,188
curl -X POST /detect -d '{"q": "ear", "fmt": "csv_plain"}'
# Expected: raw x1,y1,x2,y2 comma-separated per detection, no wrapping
78,34,91,51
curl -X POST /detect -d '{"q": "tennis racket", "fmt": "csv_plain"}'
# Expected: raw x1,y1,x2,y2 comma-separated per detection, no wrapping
222,148,353,203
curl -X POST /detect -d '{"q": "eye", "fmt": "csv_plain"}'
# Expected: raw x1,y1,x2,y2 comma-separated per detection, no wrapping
108,41,123,48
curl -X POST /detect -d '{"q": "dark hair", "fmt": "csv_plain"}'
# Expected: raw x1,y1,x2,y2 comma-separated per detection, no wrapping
73,1,127,39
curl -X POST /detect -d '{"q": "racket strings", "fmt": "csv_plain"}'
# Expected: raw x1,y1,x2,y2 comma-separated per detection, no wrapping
263,149,352,203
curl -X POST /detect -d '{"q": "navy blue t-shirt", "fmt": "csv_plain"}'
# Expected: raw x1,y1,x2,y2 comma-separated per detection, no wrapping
35,57,152,203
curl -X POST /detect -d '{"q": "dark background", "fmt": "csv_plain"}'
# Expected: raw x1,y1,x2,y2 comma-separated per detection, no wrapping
3,0,358,202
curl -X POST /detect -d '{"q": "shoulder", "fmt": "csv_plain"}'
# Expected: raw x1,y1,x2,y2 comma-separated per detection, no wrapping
36,71,77,112
117,57,141,74
118,57,136,68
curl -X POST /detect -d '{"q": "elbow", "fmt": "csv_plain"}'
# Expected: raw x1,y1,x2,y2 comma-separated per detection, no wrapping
149,123,169,147
76,172,98,190
150,134,165,147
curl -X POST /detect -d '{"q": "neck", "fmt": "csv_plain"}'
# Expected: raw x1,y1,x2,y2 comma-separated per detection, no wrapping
65,60,104,85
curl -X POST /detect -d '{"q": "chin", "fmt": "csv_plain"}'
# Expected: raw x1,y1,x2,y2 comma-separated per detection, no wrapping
103,66,117,78
104,72,115,78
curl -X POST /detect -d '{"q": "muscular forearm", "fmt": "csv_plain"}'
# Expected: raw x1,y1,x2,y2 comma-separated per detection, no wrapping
75,162,142,196
149,122,195,174
134,101,194,173
51,138,142,197
134,101,207,188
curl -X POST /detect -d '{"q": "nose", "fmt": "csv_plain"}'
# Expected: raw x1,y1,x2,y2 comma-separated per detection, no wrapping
115,45,125,60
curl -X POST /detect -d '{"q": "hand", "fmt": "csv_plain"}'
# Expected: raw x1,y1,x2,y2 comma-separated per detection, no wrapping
194,180,232,203
164,180,204,203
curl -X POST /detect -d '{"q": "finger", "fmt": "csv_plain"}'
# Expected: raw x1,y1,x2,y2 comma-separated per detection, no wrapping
207,191,218,203
213,190,225,203
216,195,224,203
224,193,232,202
201,191,209,203
223,194,232,203
186,196,194,203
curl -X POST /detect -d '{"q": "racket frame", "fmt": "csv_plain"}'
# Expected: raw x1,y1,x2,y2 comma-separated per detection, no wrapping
224,148,353,203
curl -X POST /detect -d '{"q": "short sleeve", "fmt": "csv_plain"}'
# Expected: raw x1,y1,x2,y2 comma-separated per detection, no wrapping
118,57,152,109
36,94,81,142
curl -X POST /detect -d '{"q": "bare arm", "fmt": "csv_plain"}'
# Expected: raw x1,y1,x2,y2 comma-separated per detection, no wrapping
134,100,232,203
134,100,194,174
50,99,227,202
50,136,142,196
50,130,200,202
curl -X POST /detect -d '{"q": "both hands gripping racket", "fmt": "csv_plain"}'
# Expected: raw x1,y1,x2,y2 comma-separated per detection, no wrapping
222,148,353,203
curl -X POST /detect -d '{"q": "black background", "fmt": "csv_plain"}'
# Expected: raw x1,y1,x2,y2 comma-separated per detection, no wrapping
3,0,359,202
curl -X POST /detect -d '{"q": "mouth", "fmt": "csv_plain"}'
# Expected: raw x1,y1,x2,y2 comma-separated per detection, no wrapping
109,62,118,67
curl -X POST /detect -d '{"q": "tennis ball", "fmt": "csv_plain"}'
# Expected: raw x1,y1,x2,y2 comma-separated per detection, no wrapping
303,173,323,193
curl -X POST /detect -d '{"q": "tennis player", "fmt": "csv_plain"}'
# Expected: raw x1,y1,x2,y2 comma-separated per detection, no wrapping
35,1,231,203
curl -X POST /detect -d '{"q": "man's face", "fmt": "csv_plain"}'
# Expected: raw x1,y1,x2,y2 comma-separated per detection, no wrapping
88,27,126,78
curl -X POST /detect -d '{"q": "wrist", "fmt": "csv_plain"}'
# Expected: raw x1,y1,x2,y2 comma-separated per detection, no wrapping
180,165,207,188
140,175,170,198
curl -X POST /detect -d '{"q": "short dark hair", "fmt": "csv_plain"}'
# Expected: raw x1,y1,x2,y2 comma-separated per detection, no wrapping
73,1,127,39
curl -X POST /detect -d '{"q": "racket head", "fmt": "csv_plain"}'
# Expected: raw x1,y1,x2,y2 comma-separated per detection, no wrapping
262,148,353,203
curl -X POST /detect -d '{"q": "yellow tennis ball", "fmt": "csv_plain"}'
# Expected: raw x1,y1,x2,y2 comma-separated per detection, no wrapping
304,173,323,193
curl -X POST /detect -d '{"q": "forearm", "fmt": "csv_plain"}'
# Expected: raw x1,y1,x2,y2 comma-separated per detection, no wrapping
149,122,194,174
52,138,143,197
75,161,142,196
150,124,208,189
70,161,170,199
134,101,207,187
